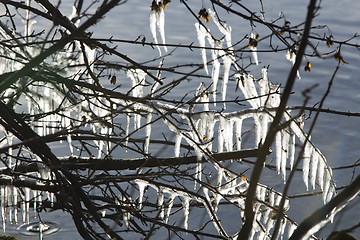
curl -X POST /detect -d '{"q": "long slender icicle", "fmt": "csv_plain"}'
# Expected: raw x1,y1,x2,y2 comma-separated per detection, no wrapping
194,23,209,75
221,54,232,108
182,197,190,230
150,0,167,55
157,9,167,52
150,12,161,55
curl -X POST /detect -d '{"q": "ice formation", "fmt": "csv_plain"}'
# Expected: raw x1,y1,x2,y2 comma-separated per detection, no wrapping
194,23,209,75
150,0,168,55
286,50,301,79
249,32,259,65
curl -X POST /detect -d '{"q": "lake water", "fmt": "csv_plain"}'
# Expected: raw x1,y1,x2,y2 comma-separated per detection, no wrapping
3,0,360,239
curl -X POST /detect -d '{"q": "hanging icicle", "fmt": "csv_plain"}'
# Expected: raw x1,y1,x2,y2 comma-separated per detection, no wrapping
127,69,147,130
248,32,259,65
194,23,209,75
286,50,301,79
150,0,167,55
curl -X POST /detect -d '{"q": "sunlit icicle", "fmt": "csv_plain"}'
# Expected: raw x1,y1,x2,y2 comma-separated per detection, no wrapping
208,9,238,71
236,74,260,109
83,44,96,72
275,131,282,174
317,158,325,190
281,129,290,181
194,23,209,75
323,170,331,203
174,134,182,157
196,82,209,111
208,9,232,49
289,132,296,170
182,196,190,230
157,189,165,219
287,222,297,239
135,180,147,209
216,166,224,186
223,118,233,152
234,118,243,151
258,68,270,106
118,196,130,228
127,69,147,130
150,12,161,55
302,143,312,191
310,150,319,190
279,218,287,240
221,54,232,109
13,187,18,224
208,38,223,105
25,187,30,223
157,8,167,52
286,50,301,79
1,186,6,231
249,32,259,65
164,191,176,223
194,146,203,188
218,117,231,153
145,113,152,154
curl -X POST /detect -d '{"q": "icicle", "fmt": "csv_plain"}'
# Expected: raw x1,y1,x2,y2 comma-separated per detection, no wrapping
150,12,161,55
289,132,295,170
253,114,262,146
275,131,282,174
194,146,203,188
221,54,232,108
287,222,297,239
317,158,325,190
164,191,176,223
174,133,182,157
194,23,209,75
13,187,18,224
310,150,319,190
150,1,167,55
286,50,301,79
84,44,96,72
25,187,30,223
157,189,165,219
208,38,223,105
323,170,331,203
249,32,259,65
145,113,152,154
279,218,287,240
216,167,224,188
302,143,312,191
236,74,260,109
218,116,233,152
127,69,147,130
1,186,6,231
196,82,209,111
157,8,167,52
182,196,190,230
135,180,147,209
234,118,243,151
281,130,289,181
259,69,270,106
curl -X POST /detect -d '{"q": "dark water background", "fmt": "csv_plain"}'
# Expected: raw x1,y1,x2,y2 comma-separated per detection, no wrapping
3,0,360,239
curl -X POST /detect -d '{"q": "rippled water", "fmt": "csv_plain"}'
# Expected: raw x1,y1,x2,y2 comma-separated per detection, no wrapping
5,0,360,239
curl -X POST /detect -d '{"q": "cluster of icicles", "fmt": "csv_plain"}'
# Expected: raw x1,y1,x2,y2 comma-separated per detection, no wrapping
124,7,336,239
0,4,337,239
131,178,315,239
